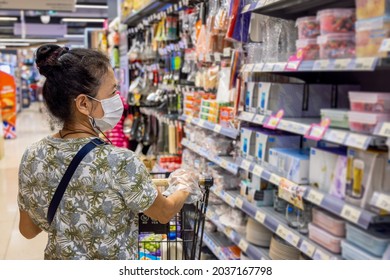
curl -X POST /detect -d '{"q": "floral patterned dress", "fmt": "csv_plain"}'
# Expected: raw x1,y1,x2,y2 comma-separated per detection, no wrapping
18,136,157,259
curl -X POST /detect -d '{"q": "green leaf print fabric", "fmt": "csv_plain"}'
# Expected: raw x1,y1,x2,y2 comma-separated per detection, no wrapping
18,136,157,260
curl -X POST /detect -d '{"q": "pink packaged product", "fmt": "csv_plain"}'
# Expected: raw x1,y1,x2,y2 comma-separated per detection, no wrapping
308,223,343,254
296,39,319,60
296,16,320,39
317,9,356,34
317,33,355,59
349,91,390,113
348,111,390,133
312,208,346,237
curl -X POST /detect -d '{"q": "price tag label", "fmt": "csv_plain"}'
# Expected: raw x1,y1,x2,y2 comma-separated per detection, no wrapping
325,129,348,144
285,60,302,71
241,159,251,171
214,52,222,62
276,224,288,239
253,63,264,72
213,124,222,133
225,194,233,206
264,110,284,130
313,249,331,260
198,53,204,61
334,58,353,70
235,197,244,209
380,38,390,52
376,194,390,212
354,57,378,71
300,240,315,257
254,114,265,124
206,53,212,62
220,159,229,169
244,64,254,72
223,48,231,57
206,211,213,220
253,165,263,177
255,210,266,224
305,118,330,141
341,205,362,224
269,173,281,186
345,133,370,149
185,116,193,124
273,62,287,72
263,63,275,72
224,227,233,238
238,239,249,252
378,122,390,137
306,189,325,205
286,231,300,247
313,60,331,71
197,119,205,126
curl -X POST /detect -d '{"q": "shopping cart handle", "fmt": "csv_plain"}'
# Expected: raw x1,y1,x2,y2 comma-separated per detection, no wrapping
152,178,169,187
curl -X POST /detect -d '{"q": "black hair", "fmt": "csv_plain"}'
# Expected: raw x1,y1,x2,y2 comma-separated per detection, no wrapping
35,44,111,123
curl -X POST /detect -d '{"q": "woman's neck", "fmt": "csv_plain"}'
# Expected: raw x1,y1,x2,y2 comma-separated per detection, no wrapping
56,121,98,139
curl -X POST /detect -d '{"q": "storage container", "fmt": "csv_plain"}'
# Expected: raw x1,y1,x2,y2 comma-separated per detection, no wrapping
317,33,355,59
356,0,390,19
296,16,320,39
346,223,390,257
317,9,356,34
356,16,390,57
348,111,390,133
308,223,343,253
341,240,380,260
320,109,349,129
312,207,346,237
349,91,390,113
296,39,320,60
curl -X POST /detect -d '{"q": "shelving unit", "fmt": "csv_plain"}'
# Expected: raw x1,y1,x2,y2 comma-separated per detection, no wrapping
203,231,233,260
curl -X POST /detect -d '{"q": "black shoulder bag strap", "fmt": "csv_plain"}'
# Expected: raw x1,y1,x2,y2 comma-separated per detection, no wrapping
47,138,107,225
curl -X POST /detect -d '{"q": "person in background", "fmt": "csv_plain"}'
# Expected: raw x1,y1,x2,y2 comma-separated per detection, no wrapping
17,45,201,260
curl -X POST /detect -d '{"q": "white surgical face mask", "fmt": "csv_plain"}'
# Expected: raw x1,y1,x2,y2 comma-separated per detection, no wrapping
88,93,124,132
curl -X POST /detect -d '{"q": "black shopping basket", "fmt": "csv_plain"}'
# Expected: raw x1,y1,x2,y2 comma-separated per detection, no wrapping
138,172,213,260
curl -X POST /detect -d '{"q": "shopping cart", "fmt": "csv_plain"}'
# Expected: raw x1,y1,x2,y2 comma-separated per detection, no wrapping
138,172,213,260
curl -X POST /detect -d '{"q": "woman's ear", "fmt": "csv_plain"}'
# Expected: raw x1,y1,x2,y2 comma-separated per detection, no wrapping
74,94,92,117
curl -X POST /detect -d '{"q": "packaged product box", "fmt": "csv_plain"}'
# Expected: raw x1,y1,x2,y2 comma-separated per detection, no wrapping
345,148,389,210
356,16,390,57
268,148,310,184
255,129,301,163
309,147,348,199
356,0,390,20
240,127,263,160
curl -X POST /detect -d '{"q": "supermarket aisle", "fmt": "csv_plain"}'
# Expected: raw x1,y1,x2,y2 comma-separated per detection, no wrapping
0,103,52,259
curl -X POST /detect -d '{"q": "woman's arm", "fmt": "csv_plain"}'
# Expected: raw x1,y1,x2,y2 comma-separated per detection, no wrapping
19,210,42,239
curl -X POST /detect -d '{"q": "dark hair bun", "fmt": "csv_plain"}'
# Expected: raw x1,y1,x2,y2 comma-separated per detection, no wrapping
35,44,69,76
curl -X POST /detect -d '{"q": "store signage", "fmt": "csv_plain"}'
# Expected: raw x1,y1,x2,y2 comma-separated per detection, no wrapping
14,23,66,36
0,71,17,139
0,0,76,11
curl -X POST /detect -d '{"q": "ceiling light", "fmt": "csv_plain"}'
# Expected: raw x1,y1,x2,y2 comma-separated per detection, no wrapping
62,18,106,23
0,43,30,46
0,38,57,43
75,4,108,9
0,17,18,21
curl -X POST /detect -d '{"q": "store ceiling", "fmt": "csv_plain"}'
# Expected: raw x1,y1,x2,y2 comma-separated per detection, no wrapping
0,0,109,48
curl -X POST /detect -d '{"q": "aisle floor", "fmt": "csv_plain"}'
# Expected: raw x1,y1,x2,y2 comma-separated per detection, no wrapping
0,103,52,259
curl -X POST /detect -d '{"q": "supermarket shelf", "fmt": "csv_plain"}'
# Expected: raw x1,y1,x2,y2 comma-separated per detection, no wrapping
207,208,270,260
179,115,239,139
123,0,174,26
243,0,355,20
211,186,240,209
203,231,231,260
237,111,387,150
370,192,390,213
233,197,341,260
181,138,239,175
303,188,390,229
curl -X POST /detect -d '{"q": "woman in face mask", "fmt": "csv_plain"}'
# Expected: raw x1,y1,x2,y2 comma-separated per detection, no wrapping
17,45,201,260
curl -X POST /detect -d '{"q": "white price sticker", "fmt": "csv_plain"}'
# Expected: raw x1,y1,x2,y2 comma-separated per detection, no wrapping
263,63,275,72
213,124,222,133
285,60,301,71
354,57,378,70
341,205,362,224
286,231,300,247
239,111,255,122
238,239,249,252
325,129,348,144
220,159,229,169
313,249,331,260
253,165,263,177
253,63,264,72
375,193,390,212
235,197,244,209
306,189,325,205
380,38,390,52
378,122,390,137
206,53,212,62
308,125,327,139
273,62,287,72
334,59,352,70
255,211,266,224
254,114,265,124
198,53,204,61
276,225,289,240
269,173,281,186
214,52,222,62
197,119,205,126
241,159,251,171
225,194,233,205
300,240,315,257
313,60,331,71
224,227,233,238
345,133,370,149
223,48,231,57
244,64,254,72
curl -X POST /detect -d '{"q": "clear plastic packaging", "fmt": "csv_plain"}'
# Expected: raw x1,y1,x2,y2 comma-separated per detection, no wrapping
320,109,349,129
348,111,390,133
341,240,380,260
312,207,346,237
308,223,343,253
356,0,390,19
317,8,356,34
317,33,355,59
296,39,319,60
356,17,390,58
349,91,390,113
296,16,320,39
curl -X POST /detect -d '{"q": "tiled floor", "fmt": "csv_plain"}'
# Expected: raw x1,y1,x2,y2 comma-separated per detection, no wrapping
0,103,53,259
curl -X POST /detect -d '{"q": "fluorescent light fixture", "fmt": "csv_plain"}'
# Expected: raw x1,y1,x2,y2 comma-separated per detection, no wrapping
0,17,18,21
0,38,57,43
62,18,106,23
75,4,108,9
0,42,30,46
64,34,84,39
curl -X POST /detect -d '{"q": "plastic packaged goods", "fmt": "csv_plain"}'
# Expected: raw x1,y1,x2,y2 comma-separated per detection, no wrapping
321,109,349,129
296,16,320,39
269,235,301,260
341,240,380,260
308,223,343,254
312,208,346,237
356,0,390,19
240,126,264,160
295,39,320,60
349,91,390,113
356,16,390,57
348,111,390,133
246,217,273,247
317,9,356,34
317,33,355,59
346,223,390,257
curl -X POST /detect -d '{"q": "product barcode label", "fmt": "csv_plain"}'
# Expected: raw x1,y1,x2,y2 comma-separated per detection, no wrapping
306,189,325,205
235,197,244,209
253,165,263,177
300,240,315,257
255,211,266,224
238,239,249,252
341,205,361,224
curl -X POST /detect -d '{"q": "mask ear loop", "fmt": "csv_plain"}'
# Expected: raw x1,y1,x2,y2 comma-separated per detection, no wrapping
89,116,113,145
